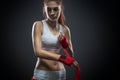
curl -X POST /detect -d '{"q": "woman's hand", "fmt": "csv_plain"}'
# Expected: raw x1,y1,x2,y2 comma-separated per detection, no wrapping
58,32,69,48
58,32,79,67
58,32,64,41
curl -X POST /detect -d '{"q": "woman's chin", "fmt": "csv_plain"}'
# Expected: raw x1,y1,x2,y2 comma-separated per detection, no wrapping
49,18,58,22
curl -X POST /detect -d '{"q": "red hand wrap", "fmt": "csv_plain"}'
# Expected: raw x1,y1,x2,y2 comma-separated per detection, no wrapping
31,77,37,80
59,35,69,48
59,34,80,80
58,54,75,66
64,49,80,80
75,65,80,80
61,49,81,80
58,48,75,66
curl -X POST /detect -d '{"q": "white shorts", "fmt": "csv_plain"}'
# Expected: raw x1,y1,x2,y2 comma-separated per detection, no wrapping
33,69,66,80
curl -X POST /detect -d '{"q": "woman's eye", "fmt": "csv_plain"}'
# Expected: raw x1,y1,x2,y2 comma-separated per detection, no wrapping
47,7,59,12
47,7,51,12
54,7,59,11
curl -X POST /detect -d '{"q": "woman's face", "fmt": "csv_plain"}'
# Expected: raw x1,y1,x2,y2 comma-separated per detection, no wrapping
45,1,61,21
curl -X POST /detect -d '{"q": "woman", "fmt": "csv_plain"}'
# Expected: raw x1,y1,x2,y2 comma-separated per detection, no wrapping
31,0,78,80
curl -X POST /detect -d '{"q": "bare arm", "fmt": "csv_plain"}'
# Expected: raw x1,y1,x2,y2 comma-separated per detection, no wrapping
32,21,61,60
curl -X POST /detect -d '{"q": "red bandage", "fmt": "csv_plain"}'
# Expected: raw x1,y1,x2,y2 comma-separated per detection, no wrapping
58,36,75,66
58,54,75,66
31,77,37,80
63,49,80,80
59,35,69,48
59,34,80,80
60,49,80,80
75,65,80,80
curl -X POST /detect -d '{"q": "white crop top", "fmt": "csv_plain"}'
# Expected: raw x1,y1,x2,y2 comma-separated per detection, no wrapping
41,20,64,52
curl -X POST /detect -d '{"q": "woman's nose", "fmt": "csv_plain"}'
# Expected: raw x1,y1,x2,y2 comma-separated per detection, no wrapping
50,10,55,15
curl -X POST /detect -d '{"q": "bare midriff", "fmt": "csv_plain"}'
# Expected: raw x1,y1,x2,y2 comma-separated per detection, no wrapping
36,50,65,71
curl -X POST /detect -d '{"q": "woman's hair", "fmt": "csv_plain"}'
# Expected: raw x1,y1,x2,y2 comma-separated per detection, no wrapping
43,0,65,26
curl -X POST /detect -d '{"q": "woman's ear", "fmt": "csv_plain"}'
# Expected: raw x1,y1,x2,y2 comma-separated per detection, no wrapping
42,6,47,18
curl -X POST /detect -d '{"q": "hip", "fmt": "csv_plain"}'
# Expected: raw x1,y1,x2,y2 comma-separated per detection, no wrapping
33,69,66,80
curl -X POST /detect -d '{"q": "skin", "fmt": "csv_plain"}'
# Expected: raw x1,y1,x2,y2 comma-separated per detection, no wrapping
32,1,78,71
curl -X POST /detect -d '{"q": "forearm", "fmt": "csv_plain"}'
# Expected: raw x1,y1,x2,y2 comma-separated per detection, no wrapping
35,49,61,61
59,34,74,57
65,46,74,57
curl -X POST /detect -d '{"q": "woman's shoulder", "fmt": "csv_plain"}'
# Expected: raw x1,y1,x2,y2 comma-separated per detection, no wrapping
32,20,43,32
61,24,70,33
33,20,42,26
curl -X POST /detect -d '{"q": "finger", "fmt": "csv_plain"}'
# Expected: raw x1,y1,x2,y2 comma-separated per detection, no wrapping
58,35,60,40
60,34,64,40
59,32,63,36
60,33,62,38
73,63,77,66
73,61,79,66
74,61,78,65
61,32,64,37
61,33,65,40
58,33,62,40
59,32,62,35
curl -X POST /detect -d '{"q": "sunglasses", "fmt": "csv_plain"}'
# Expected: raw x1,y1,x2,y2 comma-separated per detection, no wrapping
47,7,59,12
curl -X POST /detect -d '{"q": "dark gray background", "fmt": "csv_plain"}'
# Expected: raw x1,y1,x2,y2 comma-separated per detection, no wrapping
1,0,119,80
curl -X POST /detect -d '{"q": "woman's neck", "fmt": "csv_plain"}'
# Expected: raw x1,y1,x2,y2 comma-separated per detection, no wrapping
46,19,58,29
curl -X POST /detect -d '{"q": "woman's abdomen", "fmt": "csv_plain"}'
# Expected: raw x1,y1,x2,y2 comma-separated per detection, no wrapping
35,50,65,71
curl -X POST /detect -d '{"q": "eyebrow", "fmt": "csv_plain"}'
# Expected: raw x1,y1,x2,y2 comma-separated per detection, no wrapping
47,6,59,8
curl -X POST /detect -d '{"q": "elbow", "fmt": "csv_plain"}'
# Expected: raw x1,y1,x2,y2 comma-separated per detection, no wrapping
34,48,43,57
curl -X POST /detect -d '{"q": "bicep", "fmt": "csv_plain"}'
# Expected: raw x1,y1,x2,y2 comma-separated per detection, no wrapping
32,21,42,54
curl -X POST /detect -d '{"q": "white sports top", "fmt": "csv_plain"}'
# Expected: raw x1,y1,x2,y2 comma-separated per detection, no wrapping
41,20,64,52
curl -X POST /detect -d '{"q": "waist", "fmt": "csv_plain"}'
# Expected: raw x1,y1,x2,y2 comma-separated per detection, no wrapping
36,58,65,71
33,68,66,80
34,68,66,72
